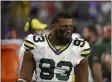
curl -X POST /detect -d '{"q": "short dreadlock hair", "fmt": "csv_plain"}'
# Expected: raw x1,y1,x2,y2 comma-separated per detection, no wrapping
51,12,72,24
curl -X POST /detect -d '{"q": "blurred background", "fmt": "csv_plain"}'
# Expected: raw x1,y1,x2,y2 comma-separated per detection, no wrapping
1,1,111,82
1,1,111,39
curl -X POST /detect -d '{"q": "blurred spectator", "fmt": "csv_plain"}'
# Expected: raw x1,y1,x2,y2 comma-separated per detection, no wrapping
88,1,100,23
98,43,111,82
102,43,111,73
2,1,111,39
24,17,48,35
92,23,111,82
10,2,28,39
22,1,30,17
24,2,48,35
54,2,63,12
47,2,56,16
82,24,98,42
1,1,15,39
82,24,98,81
97,1,111,25
95,24,103,37
38,2,49,23
30,1,40,17
73,2,89,20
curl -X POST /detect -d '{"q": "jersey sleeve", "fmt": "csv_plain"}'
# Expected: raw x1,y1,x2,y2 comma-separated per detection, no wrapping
73,38,91,64
76,41,90,64
24,34,36,50
81,41,91,58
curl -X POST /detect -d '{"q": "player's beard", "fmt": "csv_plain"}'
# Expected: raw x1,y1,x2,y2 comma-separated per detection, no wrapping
55,28,72,45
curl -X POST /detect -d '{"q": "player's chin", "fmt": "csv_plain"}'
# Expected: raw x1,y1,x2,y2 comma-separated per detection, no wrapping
64,35,71,40
63,36,71,42
61,38,71,44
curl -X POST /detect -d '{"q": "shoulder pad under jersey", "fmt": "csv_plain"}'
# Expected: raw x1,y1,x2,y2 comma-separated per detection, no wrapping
24,34,36,50
24,34,46,50
73,38,91,58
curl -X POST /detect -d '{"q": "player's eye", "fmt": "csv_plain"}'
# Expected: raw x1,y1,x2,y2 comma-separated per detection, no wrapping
60,25,73,28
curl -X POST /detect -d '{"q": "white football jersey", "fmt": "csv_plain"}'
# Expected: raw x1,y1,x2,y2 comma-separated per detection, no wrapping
24,34,90,82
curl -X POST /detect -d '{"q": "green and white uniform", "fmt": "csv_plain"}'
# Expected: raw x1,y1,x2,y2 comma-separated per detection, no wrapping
23,34,90,82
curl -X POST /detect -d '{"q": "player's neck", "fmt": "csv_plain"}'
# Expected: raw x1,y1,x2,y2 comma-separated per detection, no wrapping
49,34,62,46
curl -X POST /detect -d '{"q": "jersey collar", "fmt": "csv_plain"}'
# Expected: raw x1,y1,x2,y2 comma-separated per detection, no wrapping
45,34,72,55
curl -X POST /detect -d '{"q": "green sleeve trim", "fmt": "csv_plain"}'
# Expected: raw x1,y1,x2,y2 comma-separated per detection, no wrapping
24,40,36,50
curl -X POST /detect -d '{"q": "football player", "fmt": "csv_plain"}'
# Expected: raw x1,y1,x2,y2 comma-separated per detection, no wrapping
17,12,90,82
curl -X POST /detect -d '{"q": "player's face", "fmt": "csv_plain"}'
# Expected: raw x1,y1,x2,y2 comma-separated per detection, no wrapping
55,18,73,44
82,27,91,41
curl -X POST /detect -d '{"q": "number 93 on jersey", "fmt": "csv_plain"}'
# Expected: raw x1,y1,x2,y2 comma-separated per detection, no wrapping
37,58,73,81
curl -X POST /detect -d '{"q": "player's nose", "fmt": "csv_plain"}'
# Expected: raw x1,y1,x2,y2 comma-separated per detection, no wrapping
66,30,72,34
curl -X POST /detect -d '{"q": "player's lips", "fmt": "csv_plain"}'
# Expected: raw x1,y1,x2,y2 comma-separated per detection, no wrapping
64,33,71,38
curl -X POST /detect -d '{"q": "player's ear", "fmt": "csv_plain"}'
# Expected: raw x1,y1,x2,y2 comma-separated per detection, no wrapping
51,24,57,31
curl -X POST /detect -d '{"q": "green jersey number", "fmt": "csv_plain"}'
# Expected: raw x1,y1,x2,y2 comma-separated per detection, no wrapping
33,35,45,42
39,58,55,80
74,38,85,47
39,58,72,81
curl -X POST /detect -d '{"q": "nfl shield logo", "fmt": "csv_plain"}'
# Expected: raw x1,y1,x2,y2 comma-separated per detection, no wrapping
56,49,61,55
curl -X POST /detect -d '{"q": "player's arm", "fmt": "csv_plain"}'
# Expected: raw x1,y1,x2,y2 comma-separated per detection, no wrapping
17,34,36,82
17,50,36,82
74,39,90,82
75,58,88,82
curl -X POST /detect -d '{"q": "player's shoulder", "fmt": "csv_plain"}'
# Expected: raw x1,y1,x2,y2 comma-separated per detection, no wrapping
72,37,89,48
24,33,46,50
25,33,46,42
72,33,81,39
72,37,90,57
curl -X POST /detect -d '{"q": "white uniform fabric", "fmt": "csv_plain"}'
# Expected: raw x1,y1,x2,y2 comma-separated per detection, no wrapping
72,33,81,39
19,34,90,82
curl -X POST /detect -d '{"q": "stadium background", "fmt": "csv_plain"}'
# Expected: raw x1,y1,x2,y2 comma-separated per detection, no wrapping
1,1,111,82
